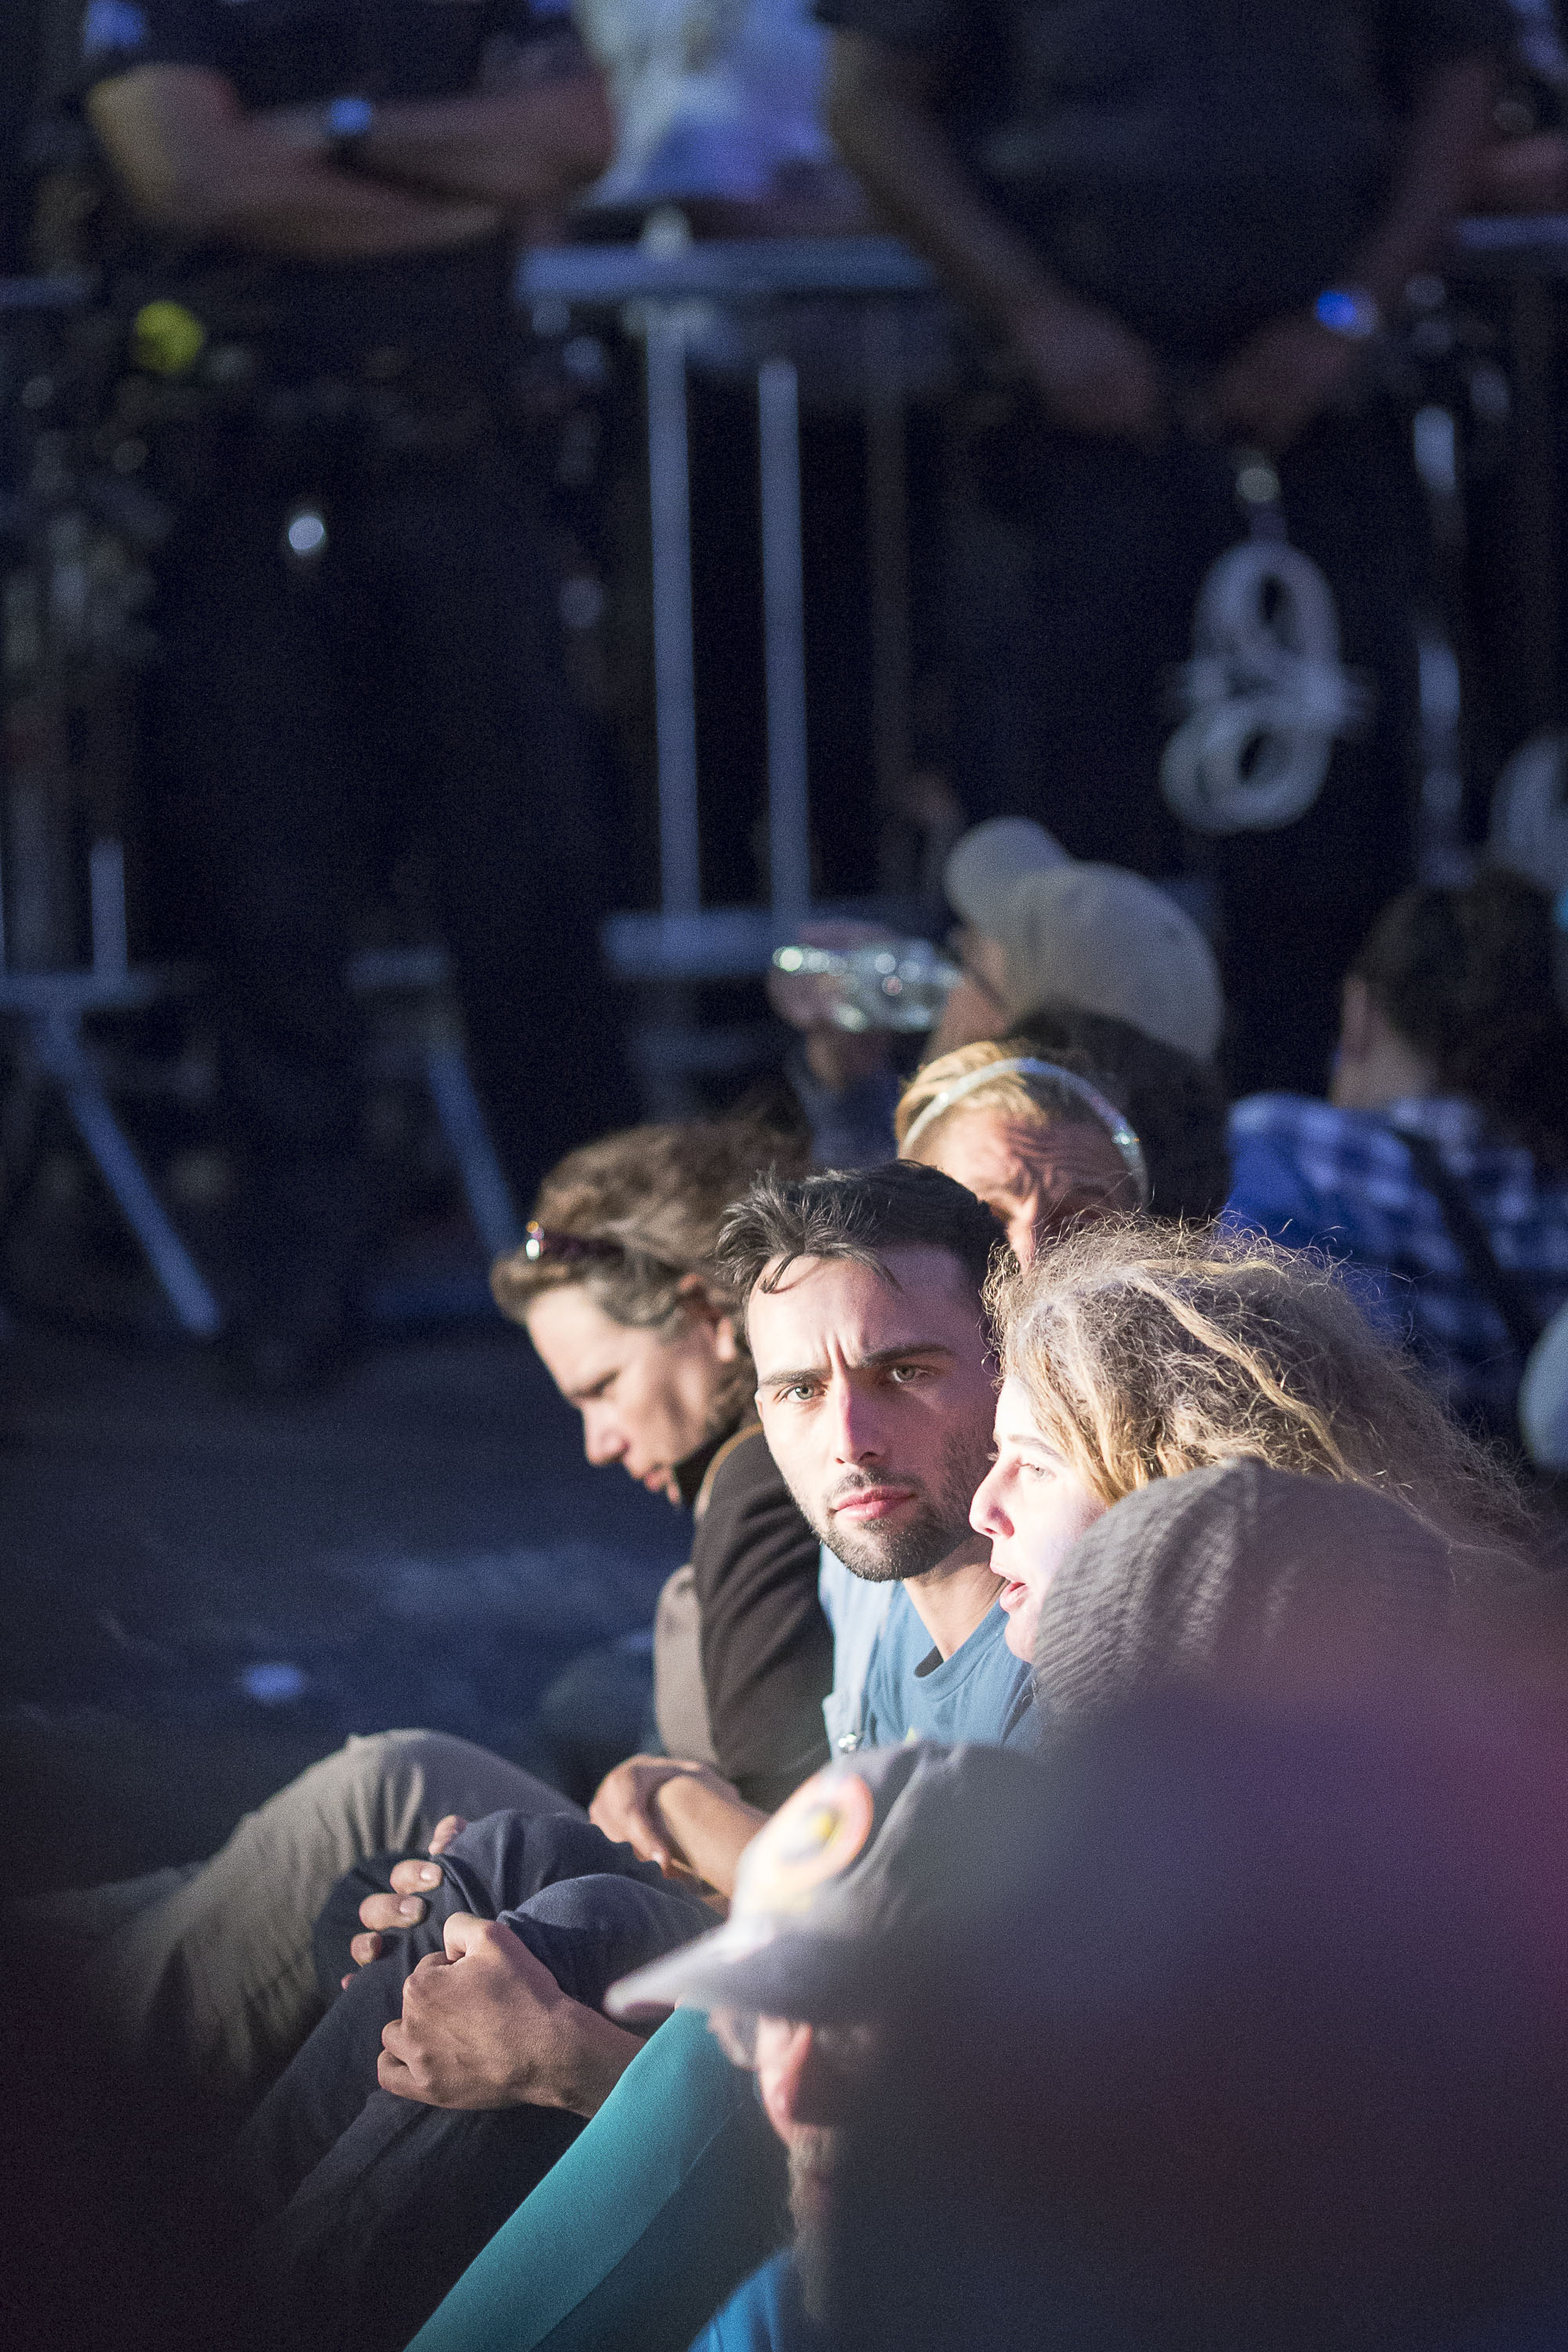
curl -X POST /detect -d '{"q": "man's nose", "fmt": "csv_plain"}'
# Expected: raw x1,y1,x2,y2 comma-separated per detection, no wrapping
761,2024,841,2135
827,1375,884,1465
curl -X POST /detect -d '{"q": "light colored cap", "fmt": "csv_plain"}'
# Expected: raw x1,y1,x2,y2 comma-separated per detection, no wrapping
942,818,1069,931
993,863,1225,1063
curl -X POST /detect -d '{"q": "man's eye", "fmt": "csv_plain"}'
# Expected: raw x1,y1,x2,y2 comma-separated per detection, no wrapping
887,1363,928,1385
779,1383,818,1404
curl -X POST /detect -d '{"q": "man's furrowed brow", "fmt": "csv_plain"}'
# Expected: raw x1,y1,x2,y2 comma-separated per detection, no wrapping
757,1340,956,1386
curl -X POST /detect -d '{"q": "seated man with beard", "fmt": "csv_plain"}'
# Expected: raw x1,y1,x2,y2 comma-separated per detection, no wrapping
228,1164,1025,2352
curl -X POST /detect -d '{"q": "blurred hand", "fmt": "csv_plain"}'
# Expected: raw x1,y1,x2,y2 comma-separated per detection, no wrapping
1204,313,1361,454
344,1813,467,1984
589,1755,741,1875
1009,293,1165,443
768,920,898,1094
378,1911,636,2112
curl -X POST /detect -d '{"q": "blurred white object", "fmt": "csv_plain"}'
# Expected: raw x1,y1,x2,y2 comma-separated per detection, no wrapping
1161,538,1369,834
1489,730,1568,899
1519,1295,1568,1468
576,0,833,204
771,937,960,1032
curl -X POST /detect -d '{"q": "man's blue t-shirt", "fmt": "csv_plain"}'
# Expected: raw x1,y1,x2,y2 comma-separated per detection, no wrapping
860,1585,1036,1751
690,2251,826,2352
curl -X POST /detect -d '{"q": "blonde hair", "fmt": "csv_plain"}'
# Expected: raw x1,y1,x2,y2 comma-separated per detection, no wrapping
989,1217,1529,1551
895,1037,1110,1158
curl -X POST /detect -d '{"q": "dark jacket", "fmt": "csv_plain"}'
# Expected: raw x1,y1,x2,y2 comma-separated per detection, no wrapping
692,1425,832,1811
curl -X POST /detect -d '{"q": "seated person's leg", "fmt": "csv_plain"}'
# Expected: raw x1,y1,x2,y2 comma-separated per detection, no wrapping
407,2010,789,2352
69,1730,580,2104
238,1811,712,2214
241,1869,718,2352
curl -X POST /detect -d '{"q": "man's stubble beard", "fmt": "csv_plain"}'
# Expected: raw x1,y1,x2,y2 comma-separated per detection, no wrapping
811,1417,994,1584
788,2129,837,2323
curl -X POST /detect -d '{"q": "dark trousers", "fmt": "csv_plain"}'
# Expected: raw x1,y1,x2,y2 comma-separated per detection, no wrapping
148,429,634,1320
230,1809,712,2352
949,399,1426,1098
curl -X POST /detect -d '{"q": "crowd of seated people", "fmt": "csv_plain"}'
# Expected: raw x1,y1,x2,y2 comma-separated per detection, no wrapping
223,1177,1528,2352
28,827,1568,2352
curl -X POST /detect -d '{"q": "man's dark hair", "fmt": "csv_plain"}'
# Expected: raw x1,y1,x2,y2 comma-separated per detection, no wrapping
716,1161,1004,1308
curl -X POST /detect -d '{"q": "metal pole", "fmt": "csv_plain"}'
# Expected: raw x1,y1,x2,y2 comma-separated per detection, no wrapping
423,1035,522,1260
644,308,702,916
758,355,811,921
43,1012,221,1336
863,307,912,818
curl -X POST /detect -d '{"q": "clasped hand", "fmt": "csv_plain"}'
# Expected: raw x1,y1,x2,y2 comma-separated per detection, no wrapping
1011,291,1360,455
378,1910,597,2111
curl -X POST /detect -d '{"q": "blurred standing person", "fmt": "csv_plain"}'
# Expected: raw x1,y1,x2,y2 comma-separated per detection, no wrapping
820,0,1508,1095
82,0,634,1389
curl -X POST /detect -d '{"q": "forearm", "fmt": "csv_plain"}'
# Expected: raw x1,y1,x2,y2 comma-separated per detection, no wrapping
549,2002,644,2117
350,78,614,211
89,70,499,259
1346,57,1497,307
825,32,1066,336
655,1779,768,1900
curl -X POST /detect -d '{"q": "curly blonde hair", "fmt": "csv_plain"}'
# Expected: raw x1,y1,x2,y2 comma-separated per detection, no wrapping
988,1218,1530,1551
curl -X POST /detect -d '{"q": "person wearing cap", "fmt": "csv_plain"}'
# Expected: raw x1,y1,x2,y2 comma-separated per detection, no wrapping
932,819,1225,1069
771,815,1229,1191
612,1454,1521,2351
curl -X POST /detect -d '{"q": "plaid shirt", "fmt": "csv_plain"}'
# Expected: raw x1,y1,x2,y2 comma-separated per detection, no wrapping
1225,1093,1568,1430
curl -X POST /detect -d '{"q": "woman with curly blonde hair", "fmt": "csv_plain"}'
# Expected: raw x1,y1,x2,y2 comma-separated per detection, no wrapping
971,1216,1530,1663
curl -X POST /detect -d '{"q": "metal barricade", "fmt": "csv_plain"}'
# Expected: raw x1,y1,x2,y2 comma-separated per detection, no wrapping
519,234,940,1003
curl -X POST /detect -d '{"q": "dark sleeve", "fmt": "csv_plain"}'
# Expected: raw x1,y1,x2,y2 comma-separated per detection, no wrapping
691,1431,833,1813
79,0,229,93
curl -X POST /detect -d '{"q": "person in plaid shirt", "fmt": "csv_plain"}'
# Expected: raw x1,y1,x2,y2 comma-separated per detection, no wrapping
1225,870,1568,1436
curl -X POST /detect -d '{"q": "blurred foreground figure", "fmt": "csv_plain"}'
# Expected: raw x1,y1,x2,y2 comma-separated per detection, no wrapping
824,1671,1568,2352
82,0,633,1389
822,0,1506,1093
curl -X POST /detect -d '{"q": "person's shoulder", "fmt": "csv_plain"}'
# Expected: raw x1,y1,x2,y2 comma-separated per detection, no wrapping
700,1423,785,1509
1229,1091,1347,1143
692,2251,822,2352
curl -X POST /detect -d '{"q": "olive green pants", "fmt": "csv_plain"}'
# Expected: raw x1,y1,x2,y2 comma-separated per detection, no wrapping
28,1730,575,2104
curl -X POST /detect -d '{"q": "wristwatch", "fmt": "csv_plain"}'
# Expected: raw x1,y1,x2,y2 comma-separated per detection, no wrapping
1312,286,1382,341
324,95,377,153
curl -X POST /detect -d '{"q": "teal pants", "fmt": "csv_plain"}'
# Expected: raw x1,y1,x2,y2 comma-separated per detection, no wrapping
405,2009,789,2352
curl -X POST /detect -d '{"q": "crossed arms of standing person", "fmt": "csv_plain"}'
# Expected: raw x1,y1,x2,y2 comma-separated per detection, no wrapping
87,26,614,262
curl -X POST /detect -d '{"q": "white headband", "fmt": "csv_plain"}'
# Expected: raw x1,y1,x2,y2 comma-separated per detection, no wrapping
900,1057,1150,1207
